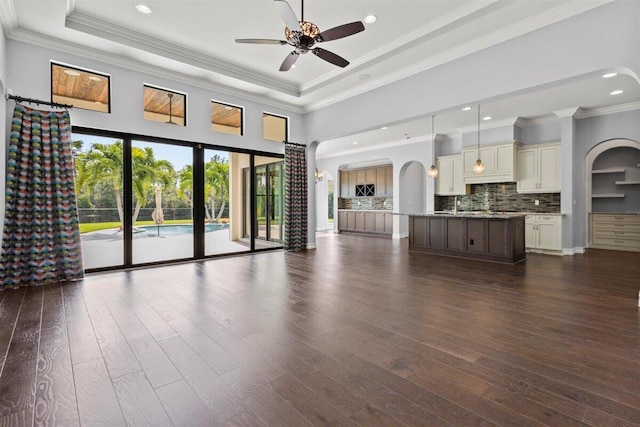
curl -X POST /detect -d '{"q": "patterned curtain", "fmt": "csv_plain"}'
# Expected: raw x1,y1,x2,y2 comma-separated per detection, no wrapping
0,105,84,290
284,143,307,251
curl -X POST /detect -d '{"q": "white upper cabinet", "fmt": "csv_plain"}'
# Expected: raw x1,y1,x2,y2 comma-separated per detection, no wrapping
462,142,520,184
517,142,561,193
436,155,468,195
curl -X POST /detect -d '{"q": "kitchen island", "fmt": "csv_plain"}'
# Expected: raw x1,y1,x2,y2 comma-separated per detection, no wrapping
408,212,526,263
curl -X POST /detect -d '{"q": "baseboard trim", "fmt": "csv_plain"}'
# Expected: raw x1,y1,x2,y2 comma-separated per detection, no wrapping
562,247,585,256
306,243,317,250
393,232,409,239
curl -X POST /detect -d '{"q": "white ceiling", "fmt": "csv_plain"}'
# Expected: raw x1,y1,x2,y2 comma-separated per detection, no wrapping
2,0,638,154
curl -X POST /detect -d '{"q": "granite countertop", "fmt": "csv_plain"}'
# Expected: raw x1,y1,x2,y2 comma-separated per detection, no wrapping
407,211,528,219
337,209,393,212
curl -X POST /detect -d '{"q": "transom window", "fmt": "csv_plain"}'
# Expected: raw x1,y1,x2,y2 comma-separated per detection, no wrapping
263,112,288,142
143,85,186,126
51,62,110,113
211,101,243,135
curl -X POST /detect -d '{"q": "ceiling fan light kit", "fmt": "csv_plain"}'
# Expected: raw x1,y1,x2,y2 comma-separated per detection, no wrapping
235,0,365,71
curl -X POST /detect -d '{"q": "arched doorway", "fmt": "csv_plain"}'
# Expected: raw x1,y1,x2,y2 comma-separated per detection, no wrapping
315,171,334,231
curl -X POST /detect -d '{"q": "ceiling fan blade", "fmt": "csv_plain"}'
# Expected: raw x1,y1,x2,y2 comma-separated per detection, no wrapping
274,0,300,31
279,51,300,71
235,38,288,45
313,48,349,67
317,21,365,42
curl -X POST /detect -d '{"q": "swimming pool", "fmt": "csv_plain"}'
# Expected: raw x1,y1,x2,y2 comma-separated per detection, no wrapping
136,223,229,237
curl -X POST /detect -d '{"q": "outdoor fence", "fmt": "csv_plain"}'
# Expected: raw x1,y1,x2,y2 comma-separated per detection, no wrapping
78,207,230,223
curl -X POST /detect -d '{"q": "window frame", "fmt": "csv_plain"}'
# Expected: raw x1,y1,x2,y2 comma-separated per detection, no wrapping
262,112,289,143
50,61,112,113
211,100,244,136
143,83,188,127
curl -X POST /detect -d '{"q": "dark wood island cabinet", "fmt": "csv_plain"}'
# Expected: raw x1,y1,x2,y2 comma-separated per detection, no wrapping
409,213,526,263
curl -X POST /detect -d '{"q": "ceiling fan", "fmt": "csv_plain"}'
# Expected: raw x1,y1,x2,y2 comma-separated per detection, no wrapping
235,0,365,71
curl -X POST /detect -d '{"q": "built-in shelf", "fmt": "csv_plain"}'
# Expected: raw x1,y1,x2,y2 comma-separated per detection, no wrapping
592,168,626,174
592,193,625,198
615,181,640,185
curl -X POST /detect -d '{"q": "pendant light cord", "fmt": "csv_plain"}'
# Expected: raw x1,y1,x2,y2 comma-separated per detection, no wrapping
477,104,480,156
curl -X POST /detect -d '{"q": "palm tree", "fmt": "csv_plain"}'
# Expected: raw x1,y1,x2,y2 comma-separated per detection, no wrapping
205,155,229,222
75,141,175,226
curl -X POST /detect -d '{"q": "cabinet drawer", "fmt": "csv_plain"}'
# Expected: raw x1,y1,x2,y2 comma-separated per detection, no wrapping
592,222,640,232
593,229,640,241
592,236,640,250
592,214,640,226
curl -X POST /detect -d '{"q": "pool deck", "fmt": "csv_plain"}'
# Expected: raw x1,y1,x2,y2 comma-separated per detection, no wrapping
81,228,251,269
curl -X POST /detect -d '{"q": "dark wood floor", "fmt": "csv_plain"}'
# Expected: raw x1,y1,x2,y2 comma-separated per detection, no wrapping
1,233,639,426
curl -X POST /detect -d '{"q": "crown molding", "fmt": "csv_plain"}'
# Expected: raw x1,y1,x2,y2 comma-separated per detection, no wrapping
65,10,300,97
317,134,429,160
300,0,503,94
553,107,582,118
7,27,305,114
578,101,640,119
0,0,17,34
304,0,616,112
516,115,559,128
456,116,521,134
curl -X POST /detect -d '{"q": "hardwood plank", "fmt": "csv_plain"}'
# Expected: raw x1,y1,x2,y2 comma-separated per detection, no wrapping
159,335,246,423
0,287,43,418
112,369,172,426
167,316,242,375
34,285,79,427
74,357,126,426
155,379,217,427
220,366,312,427
81,285,141,379
62,284,102,365
119,322,182,389
221,410,267,427
0,289,26,373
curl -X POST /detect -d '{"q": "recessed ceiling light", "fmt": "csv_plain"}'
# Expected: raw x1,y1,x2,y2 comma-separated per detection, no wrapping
610,89,623,95
352,141,358,145
602,72,618,78
462,106,472,111
358,74,371,80
291,64,296,69
381,126,388,130
135,4,152,14
364,15,377,24
483,116,492,121
88,76,102,82
64,69,80,77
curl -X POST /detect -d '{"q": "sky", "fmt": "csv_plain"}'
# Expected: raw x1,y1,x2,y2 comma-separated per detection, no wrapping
72,132,229,171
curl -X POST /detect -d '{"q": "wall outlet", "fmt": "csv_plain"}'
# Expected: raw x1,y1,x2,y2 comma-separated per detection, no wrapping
534,200,540,206
457,200,461,206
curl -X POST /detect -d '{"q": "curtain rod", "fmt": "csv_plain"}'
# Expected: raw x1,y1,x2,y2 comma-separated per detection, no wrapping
6,94,73,109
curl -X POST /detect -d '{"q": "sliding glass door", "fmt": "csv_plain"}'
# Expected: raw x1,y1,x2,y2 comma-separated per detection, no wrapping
72,128,283,271
72,133,124,270
254,157,284,248
131,140,194,264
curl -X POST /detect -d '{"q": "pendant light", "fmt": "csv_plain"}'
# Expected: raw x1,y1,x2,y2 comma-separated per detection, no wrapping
472,104,485,174
427,115,438,178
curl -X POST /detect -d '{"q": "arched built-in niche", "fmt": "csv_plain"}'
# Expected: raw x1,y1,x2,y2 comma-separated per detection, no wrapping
398,160,427,237
585,138,640,244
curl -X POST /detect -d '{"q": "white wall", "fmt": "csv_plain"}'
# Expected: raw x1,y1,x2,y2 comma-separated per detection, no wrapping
6,41,305,154
305,1,640,144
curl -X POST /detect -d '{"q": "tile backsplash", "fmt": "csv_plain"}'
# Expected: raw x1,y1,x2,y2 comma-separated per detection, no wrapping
338,197,393,211
435,182,560,213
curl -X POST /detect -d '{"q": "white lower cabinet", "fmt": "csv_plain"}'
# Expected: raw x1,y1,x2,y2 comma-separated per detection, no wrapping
525,214,562,253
